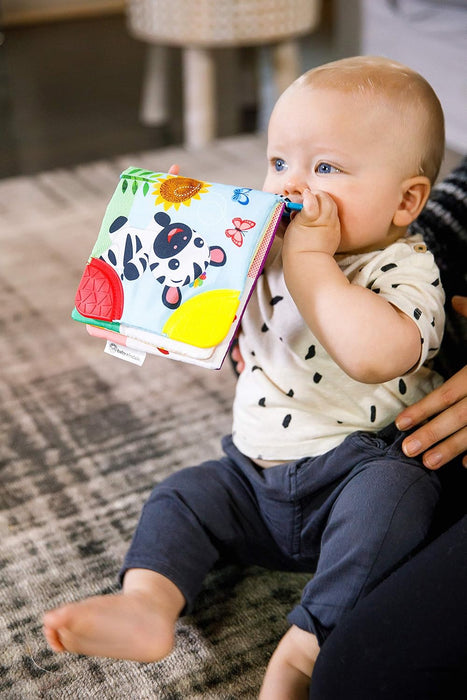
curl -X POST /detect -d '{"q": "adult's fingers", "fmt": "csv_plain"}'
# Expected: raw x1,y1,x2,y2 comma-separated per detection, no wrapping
401,400,467,469
452,295,467,317
397,367,467,430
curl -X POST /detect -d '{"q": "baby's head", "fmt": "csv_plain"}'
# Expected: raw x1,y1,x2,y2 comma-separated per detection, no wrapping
293,55,444,184
264,56,445,253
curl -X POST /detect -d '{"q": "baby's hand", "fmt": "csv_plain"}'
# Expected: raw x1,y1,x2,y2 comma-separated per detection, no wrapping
284,189,341,256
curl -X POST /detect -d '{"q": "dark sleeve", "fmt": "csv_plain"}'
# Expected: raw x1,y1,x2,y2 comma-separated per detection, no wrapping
410,156,467,376
309,515,467,700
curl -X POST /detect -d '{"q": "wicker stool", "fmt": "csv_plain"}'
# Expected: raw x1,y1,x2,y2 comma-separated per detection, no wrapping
126,0,322,149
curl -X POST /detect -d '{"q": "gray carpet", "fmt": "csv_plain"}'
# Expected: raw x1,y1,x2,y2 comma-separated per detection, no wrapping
0,136,310,699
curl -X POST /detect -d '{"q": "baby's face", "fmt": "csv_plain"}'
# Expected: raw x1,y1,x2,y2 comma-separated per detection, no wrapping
264,84,418,254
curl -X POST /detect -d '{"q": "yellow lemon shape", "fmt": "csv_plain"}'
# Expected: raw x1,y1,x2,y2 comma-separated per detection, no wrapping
163,289,240,348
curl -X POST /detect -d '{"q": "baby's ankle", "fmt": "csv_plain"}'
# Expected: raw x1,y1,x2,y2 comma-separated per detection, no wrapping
123,569,185,622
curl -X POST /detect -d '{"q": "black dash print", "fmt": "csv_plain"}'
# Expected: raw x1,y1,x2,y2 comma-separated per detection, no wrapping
431,318,435,327
432,278,440,287
381,263,398,272
372,288,381,294
305,345,316,360
261,323,269,332
251,365,263,372
398,379,407,395
313,372,322,384
282,414,292,428
270,295,284,305
287,389,294,397
413,308,422,320
337,420,343,424
391,283,400,288
258,397,266,407
370,405,376,423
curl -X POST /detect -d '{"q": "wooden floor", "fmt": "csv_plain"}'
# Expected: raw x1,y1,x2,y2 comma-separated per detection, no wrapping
0,133,269,267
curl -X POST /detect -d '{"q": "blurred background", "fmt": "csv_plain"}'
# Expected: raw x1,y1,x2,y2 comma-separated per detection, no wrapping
0,0,465,180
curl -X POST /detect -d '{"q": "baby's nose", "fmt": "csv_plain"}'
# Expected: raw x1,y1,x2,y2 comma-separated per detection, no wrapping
283,178,306,199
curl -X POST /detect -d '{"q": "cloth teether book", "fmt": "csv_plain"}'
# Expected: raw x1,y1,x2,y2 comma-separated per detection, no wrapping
73,168,288,369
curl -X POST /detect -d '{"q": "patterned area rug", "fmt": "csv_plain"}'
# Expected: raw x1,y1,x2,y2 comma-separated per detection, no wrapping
0,137,310,699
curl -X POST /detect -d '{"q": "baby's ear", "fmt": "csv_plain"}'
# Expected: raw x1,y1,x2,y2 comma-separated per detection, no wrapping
393,175,431,227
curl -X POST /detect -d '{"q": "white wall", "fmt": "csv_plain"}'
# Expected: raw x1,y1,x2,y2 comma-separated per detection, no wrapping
361,0,467,153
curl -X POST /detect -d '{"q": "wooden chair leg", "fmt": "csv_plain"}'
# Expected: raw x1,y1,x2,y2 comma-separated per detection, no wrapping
257,39,301,131
183,46,216,150
140,45,169,126
272,40,301,95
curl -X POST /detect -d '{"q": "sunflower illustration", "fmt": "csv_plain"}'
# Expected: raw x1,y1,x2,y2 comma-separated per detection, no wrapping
153,175,211,211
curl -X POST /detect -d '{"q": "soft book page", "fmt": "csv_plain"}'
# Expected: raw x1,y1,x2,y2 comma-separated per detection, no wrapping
73,168,286,369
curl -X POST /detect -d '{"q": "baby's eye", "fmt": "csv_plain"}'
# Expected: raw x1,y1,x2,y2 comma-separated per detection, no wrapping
273,158,288,173
316,162,340,174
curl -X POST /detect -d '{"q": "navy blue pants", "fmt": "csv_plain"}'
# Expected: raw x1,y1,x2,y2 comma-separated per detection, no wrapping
121,424,440,643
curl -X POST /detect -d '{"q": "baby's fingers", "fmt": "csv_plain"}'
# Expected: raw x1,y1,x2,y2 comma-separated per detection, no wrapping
299,189,320,221
231,342,245,374
301,189,336,222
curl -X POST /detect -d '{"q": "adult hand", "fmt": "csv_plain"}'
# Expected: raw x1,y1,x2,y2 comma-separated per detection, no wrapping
396,295,467,469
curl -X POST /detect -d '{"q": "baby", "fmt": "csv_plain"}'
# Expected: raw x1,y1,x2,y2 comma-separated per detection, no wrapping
44,56,446,698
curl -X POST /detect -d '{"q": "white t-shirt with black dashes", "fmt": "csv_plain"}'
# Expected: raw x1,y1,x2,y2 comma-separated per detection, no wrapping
232,234,445,461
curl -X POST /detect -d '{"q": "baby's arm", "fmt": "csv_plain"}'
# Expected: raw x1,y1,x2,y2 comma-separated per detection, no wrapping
259,625,320,700
282,189,421,383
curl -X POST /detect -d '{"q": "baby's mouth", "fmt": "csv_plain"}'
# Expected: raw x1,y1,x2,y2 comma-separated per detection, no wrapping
278,196,303,219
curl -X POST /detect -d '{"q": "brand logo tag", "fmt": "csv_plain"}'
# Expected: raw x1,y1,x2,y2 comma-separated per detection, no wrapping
105,341,146,366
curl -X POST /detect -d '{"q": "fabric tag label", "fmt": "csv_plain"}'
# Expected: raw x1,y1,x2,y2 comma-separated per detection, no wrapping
104,341,146,366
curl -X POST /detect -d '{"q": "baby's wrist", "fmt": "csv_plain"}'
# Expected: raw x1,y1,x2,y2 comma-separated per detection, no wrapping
283,245,337,261
284,226,339,257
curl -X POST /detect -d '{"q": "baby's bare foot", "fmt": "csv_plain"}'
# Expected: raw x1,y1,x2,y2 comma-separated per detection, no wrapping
43,591,175,662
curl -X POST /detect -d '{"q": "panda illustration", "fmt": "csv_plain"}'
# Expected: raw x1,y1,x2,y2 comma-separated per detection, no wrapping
101,211,226,309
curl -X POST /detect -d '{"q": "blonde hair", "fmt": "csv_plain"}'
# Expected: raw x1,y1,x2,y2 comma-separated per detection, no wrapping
294,56,445,183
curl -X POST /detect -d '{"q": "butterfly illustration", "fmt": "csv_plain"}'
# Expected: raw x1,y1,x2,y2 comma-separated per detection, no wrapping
232,187,252,205
225,217,256,247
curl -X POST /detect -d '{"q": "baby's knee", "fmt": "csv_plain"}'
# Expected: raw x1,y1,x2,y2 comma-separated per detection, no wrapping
351,460,439,520
330,462,440,572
